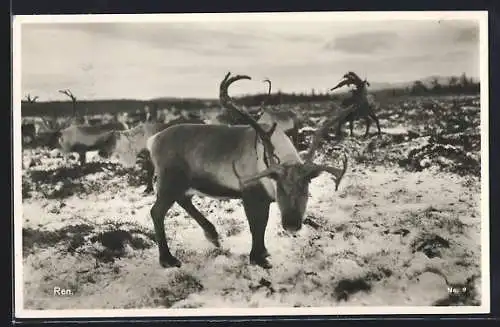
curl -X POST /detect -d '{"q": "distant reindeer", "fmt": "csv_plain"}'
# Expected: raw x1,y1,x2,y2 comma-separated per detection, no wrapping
58,89,85,124
21,94,39,144
99,72,351,269
121,109,148,129
144,103,160,123
21,123,36,145
55,89,130,165
99,115,206,194
330,71,381,137
24,93,39,103
256,78,302,148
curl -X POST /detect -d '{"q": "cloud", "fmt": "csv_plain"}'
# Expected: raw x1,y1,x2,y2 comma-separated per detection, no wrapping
454,26,479,44
324,31,398,54
18,18,482,100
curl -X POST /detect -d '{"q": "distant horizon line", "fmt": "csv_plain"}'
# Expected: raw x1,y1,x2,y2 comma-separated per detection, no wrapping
20,72,480,103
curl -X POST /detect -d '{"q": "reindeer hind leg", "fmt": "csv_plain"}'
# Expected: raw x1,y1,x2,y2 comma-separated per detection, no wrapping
142,157,155,195
363,115,372,138
369,111,382,136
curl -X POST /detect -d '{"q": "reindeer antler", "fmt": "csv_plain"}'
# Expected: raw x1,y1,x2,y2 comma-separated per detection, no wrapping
219,72,279,167
59,89,77,112
263,78,272,95
24,94,39,103
58,88,80,125
346,71,363,83
330,71,367,91
303,102,354,163
228,74,349,191
59,89,76,101
259,78,273,108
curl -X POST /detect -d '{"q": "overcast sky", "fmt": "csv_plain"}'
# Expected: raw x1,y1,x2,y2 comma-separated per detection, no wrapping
18,15,481,101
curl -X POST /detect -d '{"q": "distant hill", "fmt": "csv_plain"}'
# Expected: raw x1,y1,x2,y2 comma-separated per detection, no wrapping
368,75,480,92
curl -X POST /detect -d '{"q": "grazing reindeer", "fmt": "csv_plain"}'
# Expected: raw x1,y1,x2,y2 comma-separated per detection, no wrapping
130,72,350,269
330,71,381,137
57,122,129,165
256,78,302,148
56,89,130,165
99,115,206,194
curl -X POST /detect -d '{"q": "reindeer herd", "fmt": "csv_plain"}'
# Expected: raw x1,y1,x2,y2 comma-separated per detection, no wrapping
21,71,382,269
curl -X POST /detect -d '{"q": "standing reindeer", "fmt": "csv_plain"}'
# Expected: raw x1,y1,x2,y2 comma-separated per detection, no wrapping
98,116,206,194
59,89,85,124
56,89,130,165
257,78,302,148
21,94,39,144
330,71,382,137
99,72,352,269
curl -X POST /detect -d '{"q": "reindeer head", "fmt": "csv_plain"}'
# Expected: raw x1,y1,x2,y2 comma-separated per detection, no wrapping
38,97,77,149
98,125,149,168
220,72,348,232
96,130,118,159
330,71,370,92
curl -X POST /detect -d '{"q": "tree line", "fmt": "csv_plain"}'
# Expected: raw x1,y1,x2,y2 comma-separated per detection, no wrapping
21,73,479,117
235,73,480,106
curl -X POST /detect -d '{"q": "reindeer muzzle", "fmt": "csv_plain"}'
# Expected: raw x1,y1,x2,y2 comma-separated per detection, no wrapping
282,213,303,233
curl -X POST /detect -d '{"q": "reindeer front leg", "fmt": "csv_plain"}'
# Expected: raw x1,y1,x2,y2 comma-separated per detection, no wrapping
336,120,344,139
242,185,272,269
364,115,372,138
78,151,86,165
143,159,155,194
349,117,355,136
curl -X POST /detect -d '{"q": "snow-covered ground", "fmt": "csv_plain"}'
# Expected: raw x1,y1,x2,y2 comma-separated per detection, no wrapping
18,95,484,311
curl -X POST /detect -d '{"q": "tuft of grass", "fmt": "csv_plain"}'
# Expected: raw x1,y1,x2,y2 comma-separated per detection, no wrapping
223,217,244,237
23,221,157,264
333,278,372,301
205,247,231,258
23,224,94,257
410,233,450,259
150,271,204,308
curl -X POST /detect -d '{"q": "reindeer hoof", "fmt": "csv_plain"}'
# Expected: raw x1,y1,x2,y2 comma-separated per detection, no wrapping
143,187,154,195
205,232,221,248
250,255,273,269
159,255,182,268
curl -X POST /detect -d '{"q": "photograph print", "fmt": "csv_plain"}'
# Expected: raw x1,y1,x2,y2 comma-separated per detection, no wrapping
13,11,489,318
